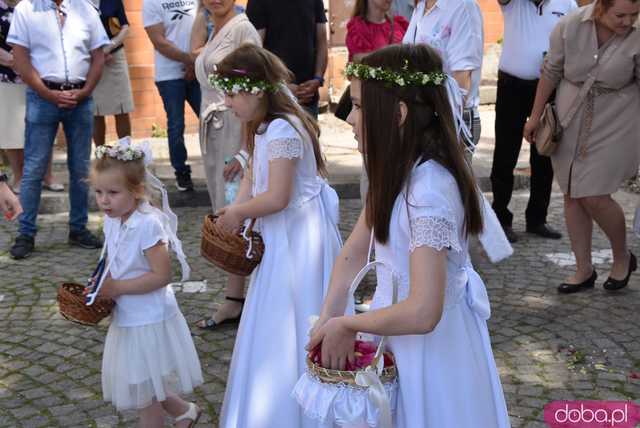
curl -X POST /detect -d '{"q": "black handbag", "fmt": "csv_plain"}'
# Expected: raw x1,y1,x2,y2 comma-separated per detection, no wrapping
334,85,352,122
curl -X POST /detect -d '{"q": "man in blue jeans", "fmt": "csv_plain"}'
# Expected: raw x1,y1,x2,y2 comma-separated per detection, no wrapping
7,0,109,259
143,0,200,191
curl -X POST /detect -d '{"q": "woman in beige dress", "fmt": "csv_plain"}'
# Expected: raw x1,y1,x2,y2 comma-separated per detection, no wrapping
192,0,262,330
524,0,640,293
91,0,134,146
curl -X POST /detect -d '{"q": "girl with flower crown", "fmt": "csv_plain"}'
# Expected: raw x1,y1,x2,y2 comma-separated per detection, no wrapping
210,44,342,428
305,44,511,427
88,138,204,427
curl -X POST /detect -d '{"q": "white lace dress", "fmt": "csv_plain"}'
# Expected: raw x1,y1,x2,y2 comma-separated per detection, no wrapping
219,117,342,428
370,160,511,428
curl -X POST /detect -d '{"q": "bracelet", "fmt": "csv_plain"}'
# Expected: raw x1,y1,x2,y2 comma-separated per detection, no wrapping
313,75,325,86
233,153,248,169
0,173,8,183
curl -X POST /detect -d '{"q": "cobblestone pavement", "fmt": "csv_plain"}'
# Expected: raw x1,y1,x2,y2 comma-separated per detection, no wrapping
1,191,639,427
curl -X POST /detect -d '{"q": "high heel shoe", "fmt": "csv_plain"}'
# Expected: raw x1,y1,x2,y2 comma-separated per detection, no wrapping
603,252,636,291
557,270,597,294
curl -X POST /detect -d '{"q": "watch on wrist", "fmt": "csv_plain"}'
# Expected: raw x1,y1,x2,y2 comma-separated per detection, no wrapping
313,75,325,86
0,173,8,183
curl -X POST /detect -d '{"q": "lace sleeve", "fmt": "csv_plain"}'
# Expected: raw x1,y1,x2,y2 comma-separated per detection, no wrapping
409,216,461,253
267,138,303,161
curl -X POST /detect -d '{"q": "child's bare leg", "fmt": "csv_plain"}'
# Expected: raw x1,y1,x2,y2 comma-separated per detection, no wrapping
138,400,165,428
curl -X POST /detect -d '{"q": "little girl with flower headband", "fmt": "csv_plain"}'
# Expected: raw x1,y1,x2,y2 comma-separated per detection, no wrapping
88,137,204,427
210,44,342,428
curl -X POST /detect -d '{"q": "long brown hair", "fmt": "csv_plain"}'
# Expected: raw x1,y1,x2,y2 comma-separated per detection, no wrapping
360,44,483,243
216,44,327,176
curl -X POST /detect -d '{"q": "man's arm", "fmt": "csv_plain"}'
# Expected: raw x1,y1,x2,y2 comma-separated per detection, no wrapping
74,48,105,100
10,45,76,107
145,23,194,65
313,22,328,80
297,23,328,104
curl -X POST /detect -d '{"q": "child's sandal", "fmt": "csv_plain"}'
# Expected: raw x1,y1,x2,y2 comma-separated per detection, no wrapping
175,402,202,427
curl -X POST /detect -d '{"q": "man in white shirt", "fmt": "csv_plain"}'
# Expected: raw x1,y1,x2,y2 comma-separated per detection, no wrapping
490,0,576,242
7,0,109,259
143,0,199,192
393,0,415,20
403,0,484,156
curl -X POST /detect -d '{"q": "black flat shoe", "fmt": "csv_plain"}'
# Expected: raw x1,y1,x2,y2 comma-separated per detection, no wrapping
558,270,597,294
526,223,562,240
603,252,636,291
502,225,518,243
196,296,245,330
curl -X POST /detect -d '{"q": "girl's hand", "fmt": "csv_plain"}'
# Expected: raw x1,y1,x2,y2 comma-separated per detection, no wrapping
223,158,243,182
309,315,330,338
307,317,356,370
98,274,121,299
523,117,540,144
216,205,244,232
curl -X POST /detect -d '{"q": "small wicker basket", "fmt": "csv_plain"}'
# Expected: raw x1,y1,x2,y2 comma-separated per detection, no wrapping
57,283,114,326
306,353,397,387
201,214,265,276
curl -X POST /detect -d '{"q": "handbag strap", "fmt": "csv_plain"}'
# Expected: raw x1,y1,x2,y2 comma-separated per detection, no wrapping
387,14,395,45
559,39,624,128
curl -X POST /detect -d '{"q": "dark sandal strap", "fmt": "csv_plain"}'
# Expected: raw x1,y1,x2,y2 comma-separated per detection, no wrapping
225,296,245,304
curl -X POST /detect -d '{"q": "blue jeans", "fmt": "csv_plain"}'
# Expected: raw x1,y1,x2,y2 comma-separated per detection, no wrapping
19,89,94,237
156,79,201,175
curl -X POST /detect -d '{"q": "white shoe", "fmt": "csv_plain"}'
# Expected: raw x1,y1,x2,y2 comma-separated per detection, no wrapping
355,302,370,313
175,402,202,427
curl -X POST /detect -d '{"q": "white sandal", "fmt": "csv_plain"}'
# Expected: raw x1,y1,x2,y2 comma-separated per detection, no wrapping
175,402,202,427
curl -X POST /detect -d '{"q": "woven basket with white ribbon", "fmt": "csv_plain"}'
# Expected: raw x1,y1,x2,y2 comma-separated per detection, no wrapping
293,233,399,428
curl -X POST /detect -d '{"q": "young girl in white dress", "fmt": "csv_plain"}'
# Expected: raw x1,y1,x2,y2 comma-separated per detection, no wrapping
210,44,342,428
307,44,511,427
89,138,204,427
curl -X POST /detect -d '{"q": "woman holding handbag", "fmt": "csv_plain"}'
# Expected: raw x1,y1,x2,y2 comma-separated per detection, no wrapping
524,0,640,294
192,0,262,330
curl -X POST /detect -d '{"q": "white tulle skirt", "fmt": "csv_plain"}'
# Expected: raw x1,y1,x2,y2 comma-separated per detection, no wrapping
101,312,203,410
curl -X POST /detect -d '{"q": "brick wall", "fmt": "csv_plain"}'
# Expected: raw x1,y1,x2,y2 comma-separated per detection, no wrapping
110,0,502,139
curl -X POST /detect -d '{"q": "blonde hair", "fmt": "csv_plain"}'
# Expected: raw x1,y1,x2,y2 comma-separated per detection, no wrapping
90,156,147,200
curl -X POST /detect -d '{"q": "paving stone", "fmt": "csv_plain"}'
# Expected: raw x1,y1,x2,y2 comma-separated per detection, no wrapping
2,190,640,426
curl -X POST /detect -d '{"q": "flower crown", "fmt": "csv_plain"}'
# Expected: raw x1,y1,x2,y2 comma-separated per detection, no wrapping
95,144,144,162
209,68,277,95
344,61,447,87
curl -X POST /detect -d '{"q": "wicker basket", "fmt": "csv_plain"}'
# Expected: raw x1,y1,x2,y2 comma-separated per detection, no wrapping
57,283,114,326
306,353,397,387
201,214,265,276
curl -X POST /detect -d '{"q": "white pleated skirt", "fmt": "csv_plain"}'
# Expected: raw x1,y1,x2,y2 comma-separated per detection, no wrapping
101,312,203,411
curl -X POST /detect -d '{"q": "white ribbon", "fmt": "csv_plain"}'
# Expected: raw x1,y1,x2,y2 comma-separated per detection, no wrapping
355,368,393,428
444,76,473,153
114,138,191,281
477,193,513,263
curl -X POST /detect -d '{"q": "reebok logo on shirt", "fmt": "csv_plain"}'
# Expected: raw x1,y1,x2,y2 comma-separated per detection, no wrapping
161,0,194,11
170,8,192,20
